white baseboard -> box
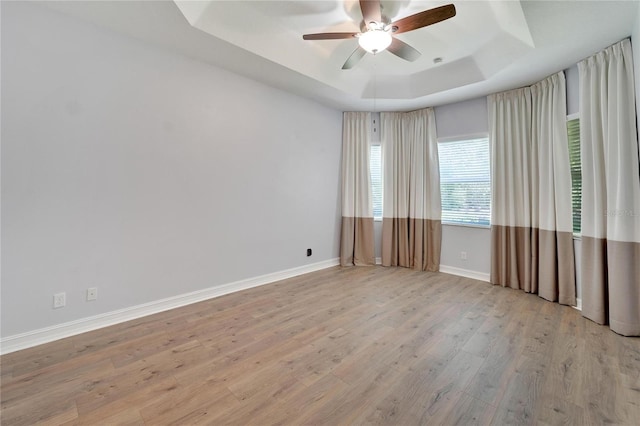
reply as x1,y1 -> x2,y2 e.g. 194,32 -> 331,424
574,298 -> 582,311
373,259 -> 489,283
0,258 -> 339,355
439,265 -> 490,282
439,266 -> 583,311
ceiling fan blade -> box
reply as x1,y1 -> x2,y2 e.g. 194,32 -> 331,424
342,47 -> 367,70
303,32 -> 358,40
387,38 -> 421,62
359,0 -> 381,25
391,4 -> 456,35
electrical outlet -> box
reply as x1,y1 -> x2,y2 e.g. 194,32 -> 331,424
87,287 -> 98,301
460,251 -> 468,260
53,292 -> 66,309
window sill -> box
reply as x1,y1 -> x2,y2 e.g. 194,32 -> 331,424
442,222 -> 491,230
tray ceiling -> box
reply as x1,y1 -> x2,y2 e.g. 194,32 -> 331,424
38,1 -> 640,111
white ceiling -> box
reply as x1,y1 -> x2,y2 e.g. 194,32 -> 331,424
40,1 -> 639,111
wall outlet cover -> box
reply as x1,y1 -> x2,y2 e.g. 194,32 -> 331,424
53,293 -> 66,309
87,287 -> 98,301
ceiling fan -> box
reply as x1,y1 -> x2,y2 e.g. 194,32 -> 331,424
303,1 -> 456,69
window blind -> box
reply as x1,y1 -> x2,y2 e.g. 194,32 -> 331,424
438,138 -> 491,226
567,118 -> 581,234
370,144 -> 382,219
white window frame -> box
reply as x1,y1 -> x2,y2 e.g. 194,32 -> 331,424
370,142 -> 383,221
437,134 -> 491,228
567,112 -> 581,239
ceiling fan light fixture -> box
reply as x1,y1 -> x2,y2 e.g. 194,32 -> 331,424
302,2 -> 456,69
358,29 -> 392,54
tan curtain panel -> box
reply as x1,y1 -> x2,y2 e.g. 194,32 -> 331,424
579,39 -> 640,336
340,112 -> 375,266
489,72 -> 576,306
381,108 -> 441,271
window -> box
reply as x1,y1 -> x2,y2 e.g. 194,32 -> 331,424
438,137 -> 491,226
370,144 -> 382,220
567,117 -> 581,234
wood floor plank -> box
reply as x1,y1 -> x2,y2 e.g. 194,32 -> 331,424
532,394 -> 585,426
1,354 -> 114,405
491,354 -> 548,425
202,375 -> 300,425
226,360 -> 299,402
139,379 -> 240,425
108,331 -> 193,368
358,355 -> 453,424
74,340 -> 212,415
618,373 -> 640,423
462,313 -> 507,358
580,351 -> 627,424
2,336 -> 79,377
297,365 -> 403,425
541,332 -> 585,404
278,373 -> 349,421
619,337 -> 640,379
1,391 -> 79,426
68,376 -> 177,425
440,392 -> 497,426
1,358 -> 113,425
464,335 -> 524,408
2,266 -> 640,425
557,303 -> 586,337
63,407 -> 145,426
429,349 -> 486,394
280,328 -> 361,387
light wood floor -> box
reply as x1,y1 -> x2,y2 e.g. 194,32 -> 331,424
2,266 -> 640,425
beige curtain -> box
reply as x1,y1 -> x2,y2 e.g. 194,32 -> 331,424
489,72 -> 576,306
340,112 -> 375,266
381,108 -> 441,271
579,39 -> 640,336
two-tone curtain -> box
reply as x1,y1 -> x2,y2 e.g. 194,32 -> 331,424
489,72 -> 576,305
579,39 -> 640,336
381,108 -> 441,271
340,112 -> 375,266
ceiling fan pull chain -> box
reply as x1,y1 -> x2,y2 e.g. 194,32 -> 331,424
373,54 -> 377,114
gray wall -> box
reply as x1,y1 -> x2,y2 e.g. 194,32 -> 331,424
375,70 -> 584,281
566,65 -> 580,116
634,5 -> 640,140
434,69 -> 583,282
435,97 -> 489,140
565,65 -> 581,300
4,2 -> 638,339
373,97 -> 492,274
373,97 -> 493,273
1,2 -> 343,337
435,97 -> 491,275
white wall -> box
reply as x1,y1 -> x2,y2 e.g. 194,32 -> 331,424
1,2 -> 343,338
